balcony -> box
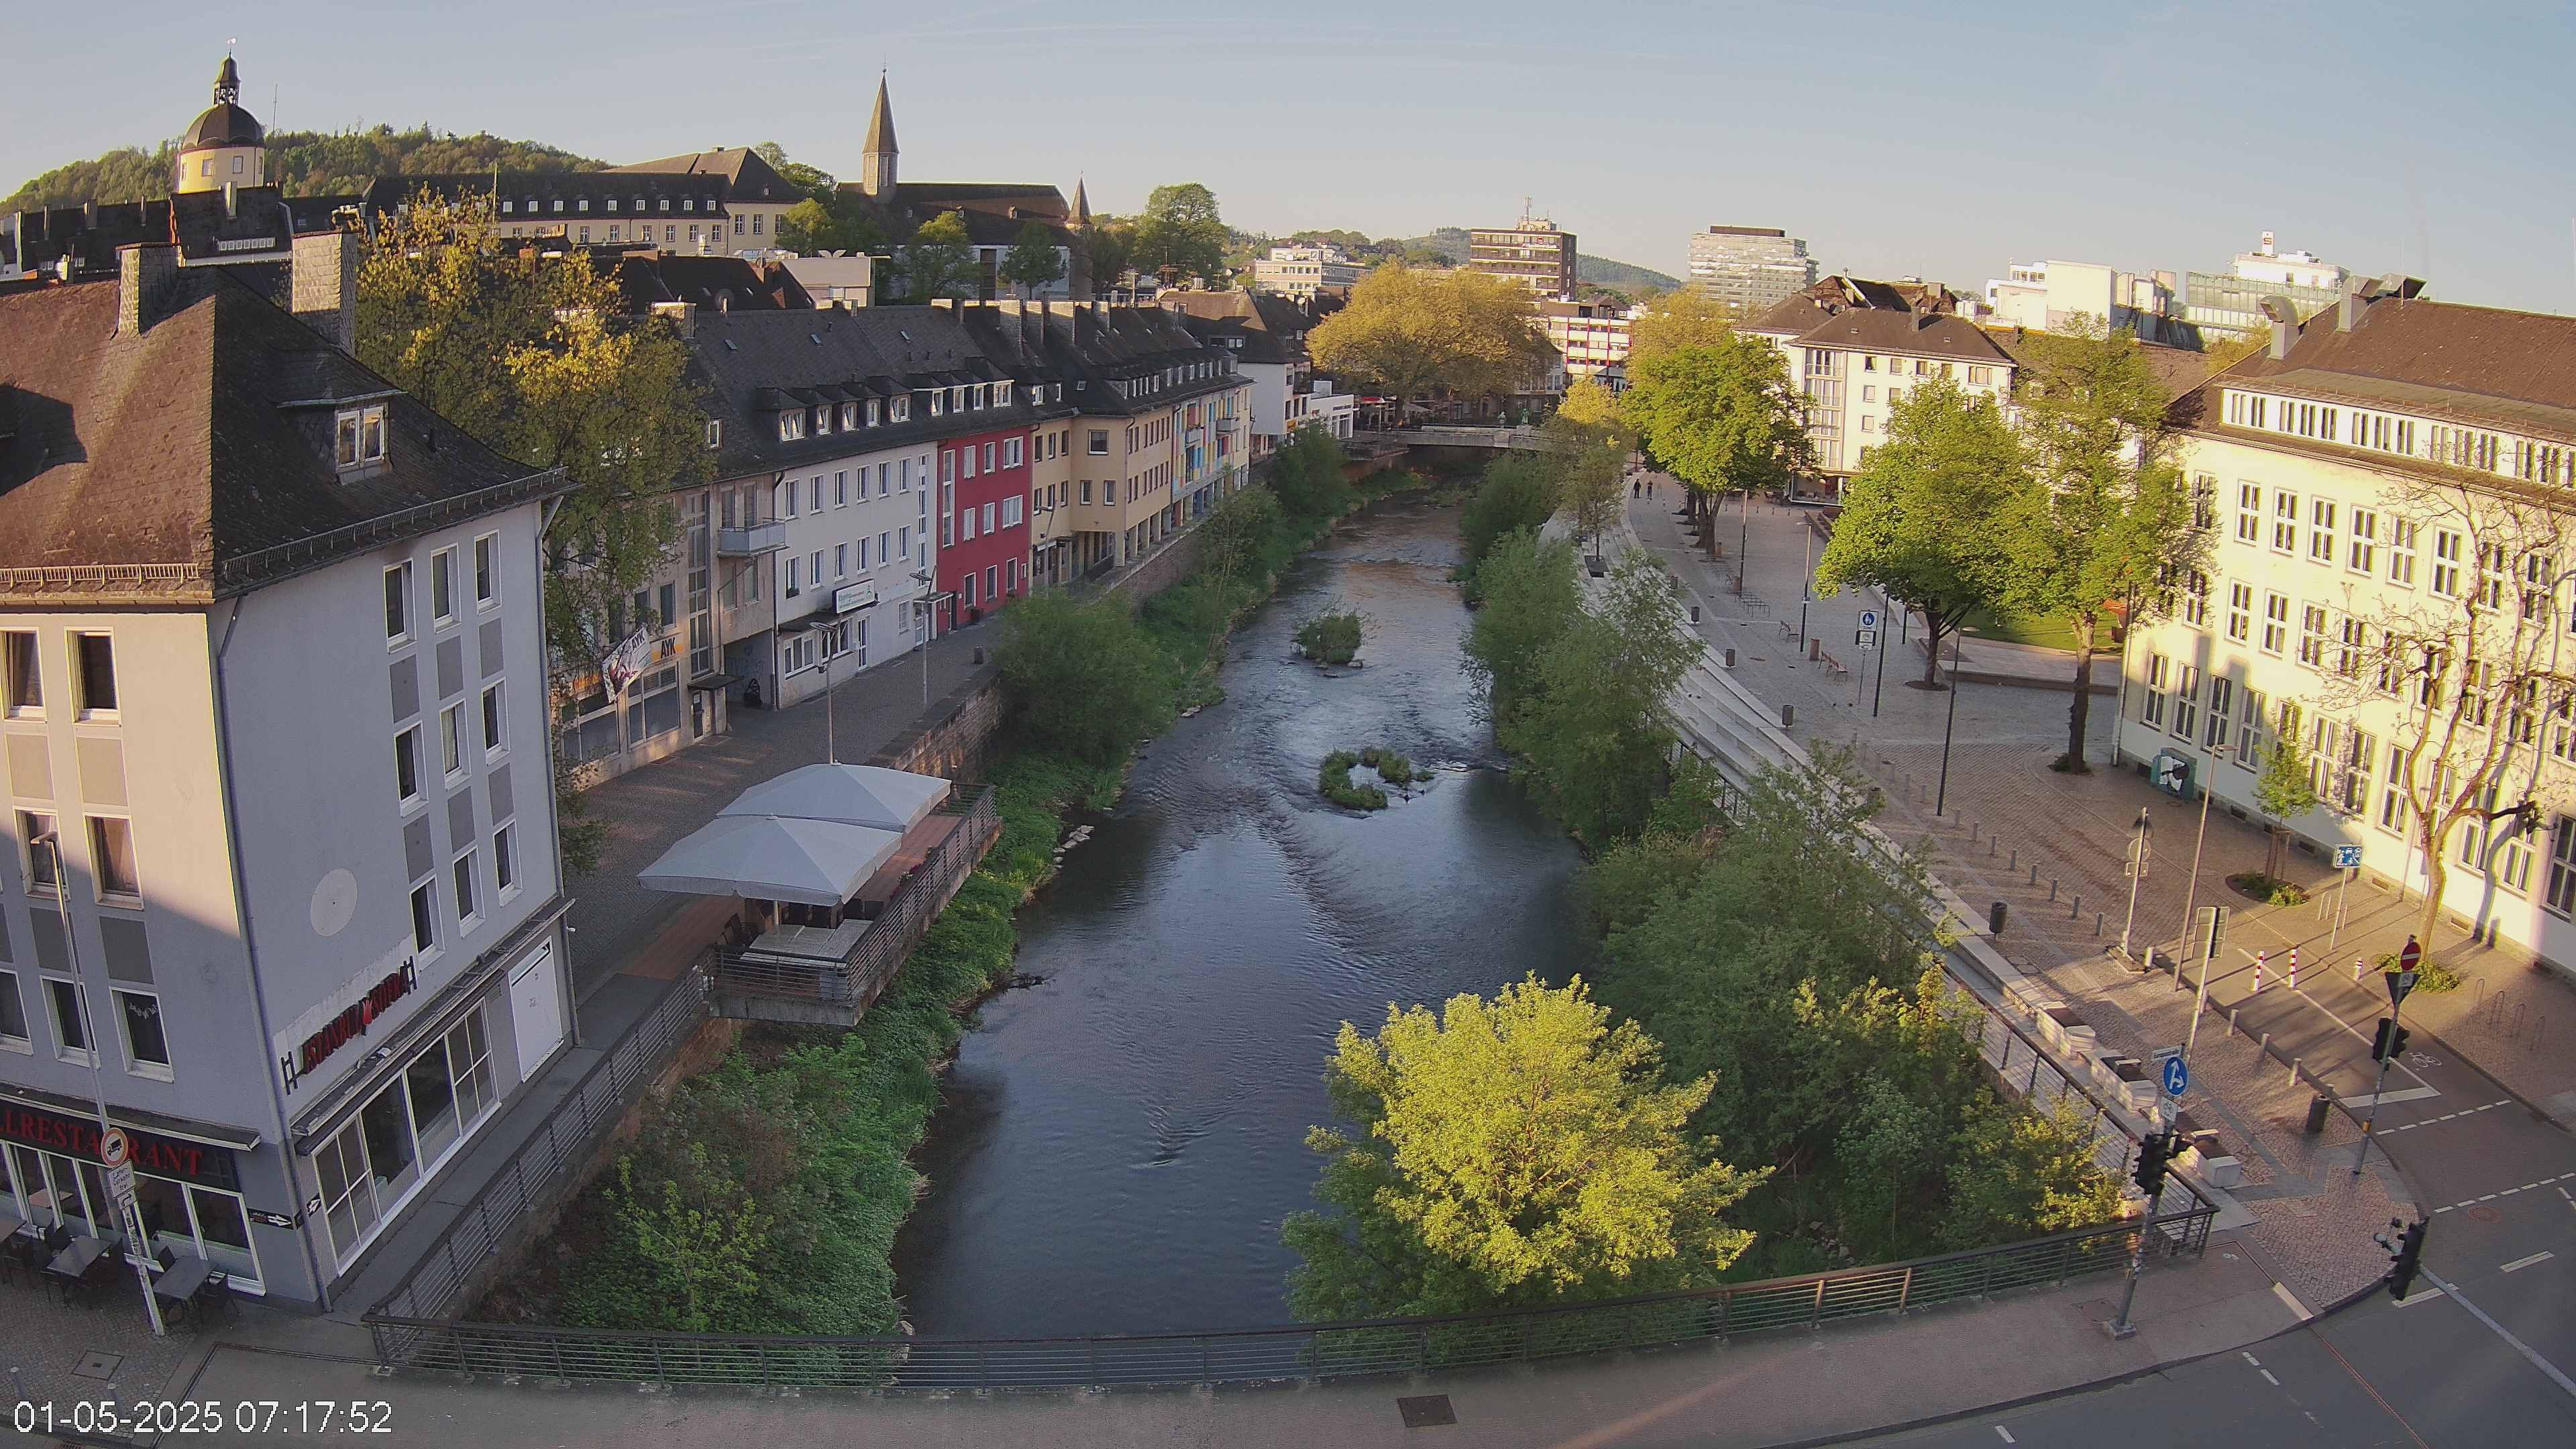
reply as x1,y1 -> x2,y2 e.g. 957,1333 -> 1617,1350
717,521 -> 789,555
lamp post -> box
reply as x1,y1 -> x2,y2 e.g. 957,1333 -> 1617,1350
1933,629 -> 1966,816
2175,745 -> 2228,992
33,833 -> 166,1337
2118,806 -> 2153,960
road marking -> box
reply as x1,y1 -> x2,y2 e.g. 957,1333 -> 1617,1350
2416,1267 -> 2576,1404
2391,1100 -> 2512,1132
2434,1171 -> 2576,1214
2502,1251 -> 2555,1273
2243,1352 -> 2262,1366
2273,1282 -> 2313,1319
2341,1086 -> 2443,1108
2260,1368 -> 2281,1386
1993,1429 -> 2016,1444
2394,1286 -> 2446,1306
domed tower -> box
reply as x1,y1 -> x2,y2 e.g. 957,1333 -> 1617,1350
176,56 -> 266,194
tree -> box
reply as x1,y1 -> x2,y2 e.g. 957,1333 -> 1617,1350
1132,182 -> 1228,282
995,588 -> 1175,766
1815,382 -> 2037,686
2251,702 -> 2321,881
775,196 -> 884,256
1934,1096 -> 2124,1252
1187,484 -> 1284,668
2002,317 -> 2198,771
1622,336 -> 1809,564
1267,425 -> 1352,519
1281,975 -> 1762,1320
998,221 -> 1067,299
1462,531 -> 1580,723
1542,385 -> 1629,553
2200,323 -> 2271,374
753,140 -> 836,199
1501,553 -> 1701,845
1308,264 -> 1550,419
1624,290 -> 1735,366
1083,221 -> 1138,297
1459,453 -> 1558,582
896,211 -> 979,302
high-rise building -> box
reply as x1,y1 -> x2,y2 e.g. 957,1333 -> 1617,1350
1686,225 -> 1817,319
1468,218 -> 1577,300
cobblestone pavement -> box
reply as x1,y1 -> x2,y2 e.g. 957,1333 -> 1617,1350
1625,486 -> 2576,1309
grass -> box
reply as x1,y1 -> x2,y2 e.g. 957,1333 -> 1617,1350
1957,606 -> 2116,653
1320,751 -> 1389,810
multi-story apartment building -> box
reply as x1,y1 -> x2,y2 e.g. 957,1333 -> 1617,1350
1686,225 -> 1817,320
1534,298 -> 1637,388
2118,279 -> 2576,975
1155,289 -> 1323,460
934,423 -> 1036,629
1468,218 -> 1577,301
1745,276 -> 2017,501
0,235 -> 574,1311
2183,232 -> 2356,343
1982,259 -> 2183,342
1250,244 -> 1360,302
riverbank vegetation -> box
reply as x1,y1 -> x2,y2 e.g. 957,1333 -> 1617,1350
1318,747 -> 1417,811
1295,608 -> 1367,665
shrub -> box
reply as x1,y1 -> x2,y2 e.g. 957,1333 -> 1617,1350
1460,454 -> 1558,579
1359,747 -> 1416,785
2225,870 -> 2308,906
1319,750 -> 1389,810
1296,608 -> 1366,665
997,589 -> 1175,766
2375,950 -> 2463,994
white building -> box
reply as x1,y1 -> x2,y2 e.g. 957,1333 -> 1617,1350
2118,279 -> 2576,977
1686,225 -> 1816,320
1303,380 -> 1358,441
1250,244 -> 1360,303
0,236 -> 574,1310
1534,298 -> 1638,386
2184,231 -> 2358,343
1983,259 -> 2182,341
1745,276 -> 2017,501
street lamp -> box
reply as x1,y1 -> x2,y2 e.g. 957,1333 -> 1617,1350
2174,744 -> 2229,994
32,832 -> 166,1337
911,570 -> 955,710
1933,628 -> 1967,816
2117,806 -> 2153,960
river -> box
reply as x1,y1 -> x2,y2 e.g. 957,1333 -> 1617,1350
888,496 -> 1585,1337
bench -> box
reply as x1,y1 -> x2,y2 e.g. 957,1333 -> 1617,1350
1777,619 -> 1796,641
1818,651 -> 1849,677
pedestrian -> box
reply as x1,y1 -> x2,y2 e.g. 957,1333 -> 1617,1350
2252,951 -> 2265,994
1632,478 -> 1641,498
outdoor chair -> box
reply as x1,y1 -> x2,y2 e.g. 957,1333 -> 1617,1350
192,1270 -> 233,1325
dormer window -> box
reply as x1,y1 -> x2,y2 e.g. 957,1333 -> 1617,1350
606,197 -> 619,213
578,197 -> 590,213
841,402 -> 859,429
335,405 -> 389,471
659,197 -> 672,213
812,406 -> 832,436
500,199 -> 515,215
779,410 -> 806,442
969,386 -> 985,411
892,396 -> 910,422
705,419 -> 722,449
634,196 -> 647,213
865,399 -> 881,426
683,197 -> 695,213
928,392 -> 945,417
552,199 -> 564,213
998,382 -> 1014,407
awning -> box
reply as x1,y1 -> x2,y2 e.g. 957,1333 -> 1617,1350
718,762 -> 950,833
639,814 -> 905,906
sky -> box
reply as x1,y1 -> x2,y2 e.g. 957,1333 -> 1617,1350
11,1 -> 2575,313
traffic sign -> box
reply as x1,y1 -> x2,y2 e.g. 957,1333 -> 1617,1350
2389,969 -> 2418,1008
2398,938 -> 2422,972
98,1127 -> 130,1170
105,1161 -> 135,1205
1858,609 -> 1880,630
2161,1055 -> 2189,1097
2333,844 -> 2364,869
1855,628 -> 1879,650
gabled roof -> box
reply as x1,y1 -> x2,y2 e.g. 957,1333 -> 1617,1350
1745,274 -> 2010,367
608,251 -> 812,313
605,147 -> 799,205
0,268 -> 560,604
2184,292 -> 2576,443
1153,288 -> 1312,366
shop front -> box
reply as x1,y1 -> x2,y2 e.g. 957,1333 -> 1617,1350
0,1097 -> 268,1293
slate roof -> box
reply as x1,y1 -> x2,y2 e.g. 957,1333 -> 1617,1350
606,252 -> 812,313
606,147 -> 800,205
1152,288 -> 1314,366
2197,294 -> 2576,440
0,268 -> 561,603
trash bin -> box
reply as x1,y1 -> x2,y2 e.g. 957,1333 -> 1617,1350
1989,900 -> 2008,936
2304,1093 -> 2332,1135
1779,704 -> 1795,729
1723,647 -> 1737,669
1690,604 -> 1702,625
973,646 -> 987,665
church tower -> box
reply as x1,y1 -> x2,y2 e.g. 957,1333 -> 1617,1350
858,74 -> 898,199
176,55 -> 267,195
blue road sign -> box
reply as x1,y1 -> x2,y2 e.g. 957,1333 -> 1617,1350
2333,844 -> 2364,869
2161,1055 -> 2189,1097
1858,609 -> 1880,630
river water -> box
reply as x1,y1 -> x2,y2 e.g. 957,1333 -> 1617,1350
889,497 -> 1585,1336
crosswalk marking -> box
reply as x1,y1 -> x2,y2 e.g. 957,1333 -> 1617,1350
2502,1252 -> 2555,1273
2432,1170 -> 2576,1214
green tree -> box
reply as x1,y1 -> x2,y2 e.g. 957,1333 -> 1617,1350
2252,701 -> 2321,880
1308,264 -> 1550,419
896,211 -> 980,301
1502,553 -> 1701,845
1458,453 -> 1558,581
995,588 -> 1175,766
752,140 -> 835,199
1543,381 -> 1631,554
1084,220 -> 1137,296
1462,530 -> 1580,722
1132,182 -> 1229,282
1935,1096 -> 2125,1252
1282,975 -> 1762,1320
2001,317 -> 2198,771
1815,381 -> 2037,686
605,1152 -> 773,1332
1266,425 -> 1352,519
775,196 -> 885,256
1622,336 -> 1809,560
999,221 -> 1067,298
1624,290 -> 1735,366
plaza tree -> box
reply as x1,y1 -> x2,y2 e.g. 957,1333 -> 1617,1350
1624,289 -> 1736,366
1281,975 -> 1763,1320
1544,380 -> 1631,553
1815,381 -> 2037,686
999,221 -> 1067,299
1308,264 -> 1550,420
1621,334 -> 1809,562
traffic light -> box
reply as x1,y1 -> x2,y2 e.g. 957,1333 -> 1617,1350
2132,1130 -> 2178,1198
2379,1218 -> 2428,1300
2371,1018 -> 2412,1062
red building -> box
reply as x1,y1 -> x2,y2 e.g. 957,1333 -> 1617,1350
934,424 -> 1032,629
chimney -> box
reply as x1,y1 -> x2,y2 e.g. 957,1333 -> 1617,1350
2338,277 -> 2367,332
291,229 -> 362,354
116,243 -> 181,335
223,182 -> 238,219
2257,296 -> 2300,360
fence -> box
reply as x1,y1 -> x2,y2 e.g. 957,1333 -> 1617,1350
703,786 -> 1000,1008
368,965 -> 712,1324
365,1201 -> 2210,1389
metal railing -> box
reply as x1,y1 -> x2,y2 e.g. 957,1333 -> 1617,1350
704,786 -> 1001,1009
365,1203 -> 2212,1389
366,965 -> 711,1323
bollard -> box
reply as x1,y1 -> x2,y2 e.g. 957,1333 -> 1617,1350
2304,1093 -> 2332,1134
1723,647 -> 1737,669
2228,1008 -> 2239,1037
1807,637 -> 1822,661
2093,911 -> 2103,936
1780,704 -> 1794,729
2251,952 -> 2265,994
2259,1031 -> 2271,1056
2289,1056 -> 2302,1087
2354,955 -> 2365,985
2072,892 -> 2082,917
1690,604 -> 1702,625
973,645 -> 987,665
2288,947 -> 2298,989
2008,848 -> 2019,871
2049,877 -> 2059,902
2030,863 -> 2040,885
1989,900 -> 2008,936
1989,836 -> 1998,857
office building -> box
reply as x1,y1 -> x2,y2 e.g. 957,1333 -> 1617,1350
1686,225 -> 1817,320
1468,218 -> 1577,300
2184,232 -> 2356,342
1743,277 -> 2015,501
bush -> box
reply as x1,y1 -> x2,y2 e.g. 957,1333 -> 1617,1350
997,588 -> 1175,766
2375,950 -> 2463,994
1296,608 -> 1366,665
1359,747 -> 1416,785
2226,870 -> 2308,906
1320,750 -> 1389,810
1459,454 -> 1558,582
1270,427 -> 1352,519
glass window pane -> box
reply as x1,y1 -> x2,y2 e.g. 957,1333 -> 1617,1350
118,989 -> 168,1066
89,817 -> 138,896
359,1081 -> 420,1204
408,1041 -> 461,1164
75,634 -> 115,712
0,968 -> 25,1041
50,979 -> 87,1052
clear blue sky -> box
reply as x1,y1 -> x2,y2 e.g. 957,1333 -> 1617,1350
13,1 -> 2573,313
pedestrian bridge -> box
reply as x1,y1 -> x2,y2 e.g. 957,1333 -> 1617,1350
1353,425 -> 1546,451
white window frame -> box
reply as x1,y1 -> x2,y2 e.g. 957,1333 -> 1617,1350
474,534 -> 499,609
386,562 -> 414,647
113,986 -> 171,1080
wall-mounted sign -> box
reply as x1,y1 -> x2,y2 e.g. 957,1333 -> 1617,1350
602,626 -> 656,696
834,584 -> 879,614
248,1208 -> 301,1230
2150,750 -> 2196,799
0,1104 -> 241,1191
278,961 -> 417,1092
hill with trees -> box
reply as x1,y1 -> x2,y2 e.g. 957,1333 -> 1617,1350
4,126 -> 602,213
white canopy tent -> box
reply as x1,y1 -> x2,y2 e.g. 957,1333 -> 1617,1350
717,763 -> 951,833
638,814 -> 906,907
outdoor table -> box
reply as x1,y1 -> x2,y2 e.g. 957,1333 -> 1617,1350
0,1211 -> 23,1244
44,1235 -> 105,1303
743,918 -> 869,963
152,1254 -> 213,1311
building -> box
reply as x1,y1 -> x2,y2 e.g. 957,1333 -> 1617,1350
932,419 -> 1036,630
1468,218 -> 1577,301
0,233 -> 574,1311
1982,259 -> 2184,342
1686,225 -> 1817,320
1155,288 -> 1325,460
835,78 -> 1089,302
1744,277 -> 2017,501
1535,298 -> 1637,388
2117,278 -> 2576,975
1250,244 -> 1360,303
2183,232 -> 2355,343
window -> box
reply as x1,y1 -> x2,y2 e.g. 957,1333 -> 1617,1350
2143,655 -> 2169,727
72,633 -> 115,716
2271,490 -> 2299,553
2173,665 -> 2200,739
962,449 -> 977,480
481,682 -> 505,757
334,405 -> 388,470
1081,480 -> 1094,505
2431,529 -> 2463,597
115,989 -> 168,1077
836,543 -> 849,578
808,550 -> 824,588
395,725 -> 423,804
835,471 -> 849,506
2260,592 -> 2289,655
2298,604 -> 2330,667
2337,616 -> 2368,679
410,879 -> 437,955
494,823 -> 518,898
87,816 -> 138,899
2306,717 -> 2373,816
430,549 -> 455,624
474,535 -> 498,607
0,968 -> 25,1049
386,563 -> 413,643
1089,429 -> 1109,455
2548,816 -> 2576,916
18,810 -> 57,894
706,419 -> 723,449
779,411 -> 805,443
2388,519 -> 2417,586
439,703 -> 464,777
2236,484 -> 2261,545
2347,509 -> 2377,574
785,556 -> 802,598
3,631 -> 39,715
2308,498 -> 2337,563
453,849 -> 479,928
2181,570 -> 2209,628
48,978 -> 90,1064
2190,474 -> 2216,532
2236,690 -> 2271,763
982,502 -> 996,533
2206,676 -> 2235,750
2378,745 -> 2411,835
2226,582 -> 2253,643
983,443 -> 996,471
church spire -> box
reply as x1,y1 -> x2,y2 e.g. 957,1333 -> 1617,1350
1068,175 -> 1089,229
859,73 -> 899,198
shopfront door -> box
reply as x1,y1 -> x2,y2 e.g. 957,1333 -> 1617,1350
507,943 -> 564,1083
